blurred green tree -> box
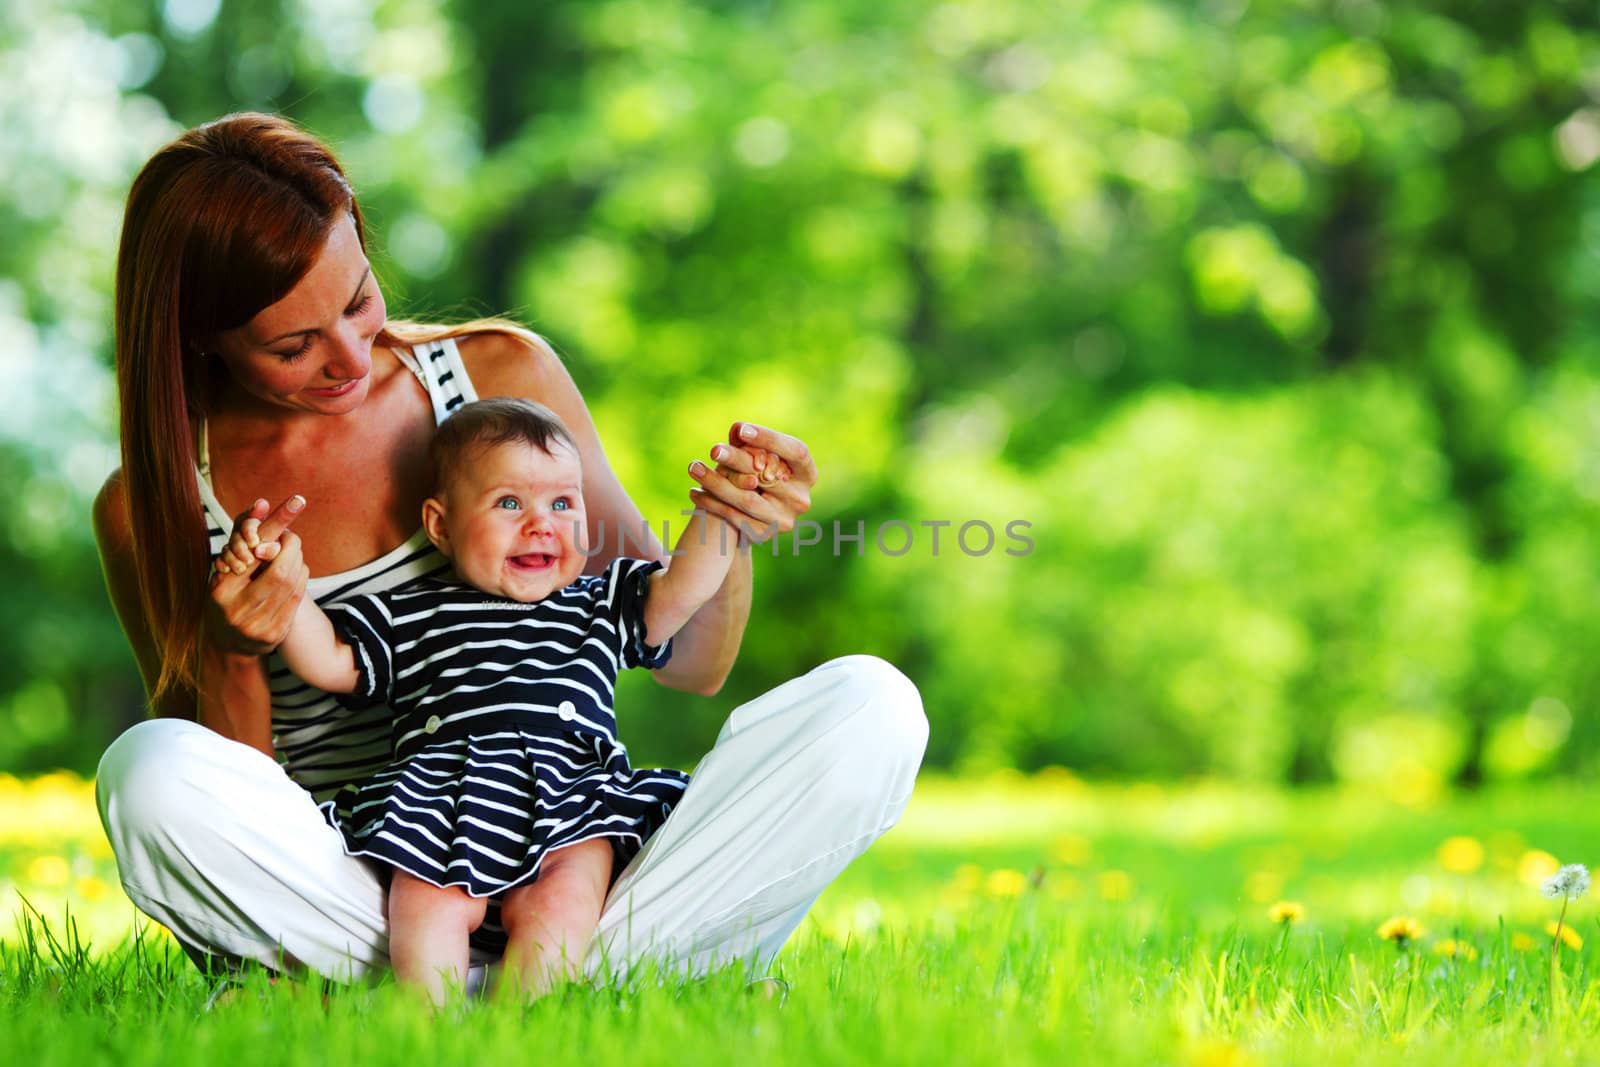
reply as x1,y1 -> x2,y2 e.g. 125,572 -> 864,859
3,0 -> 1599,785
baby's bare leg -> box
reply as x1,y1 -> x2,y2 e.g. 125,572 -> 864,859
498,838 -> 613,1001
388,870 -> 487,1005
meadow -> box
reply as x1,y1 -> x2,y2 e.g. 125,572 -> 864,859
1,770 -> 1595,1065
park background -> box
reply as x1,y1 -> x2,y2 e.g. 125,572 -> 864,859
5,0 -> 1600,795
4,4 -> 1600,1060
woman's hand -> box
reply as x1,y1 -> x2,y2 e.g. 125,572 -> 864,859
205,495 -> 309,655
688,422 -> 816,544
704,443 -> 792,493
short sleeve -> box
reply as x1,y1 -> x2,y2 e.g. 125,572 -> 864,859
600,558 -> 672,670
321,592 -> 396,709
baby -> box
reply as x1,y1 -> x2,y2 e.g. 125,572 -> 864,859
217,397 -> 783,1002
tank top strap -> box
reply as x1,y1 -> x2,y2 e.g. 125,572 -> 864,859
404,336 -> 479,425
194,420 -> 232,548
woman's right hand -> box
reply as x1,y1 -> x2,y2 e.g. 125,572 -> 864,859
205,495 -> 308,655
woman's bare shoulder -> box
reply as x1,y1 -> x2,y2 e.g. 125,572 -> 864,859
456,329 -> 567,399
92,468 -> 132,554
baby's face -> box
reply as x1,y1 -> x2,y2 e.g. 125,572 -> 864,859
428,438 -> 589,602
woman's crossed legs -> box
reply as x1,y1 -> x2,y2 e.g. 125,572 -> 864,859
96,655 -> 927,990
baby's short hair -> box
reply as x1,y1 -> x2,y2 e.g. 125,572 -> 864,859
430,397 -> 579,493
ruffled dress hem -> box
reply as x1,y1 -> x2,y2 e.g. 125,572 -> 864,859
316,812 -> 655,898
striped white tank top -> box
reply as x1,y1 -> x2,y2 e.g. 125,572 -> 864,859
196,339 -> 478,800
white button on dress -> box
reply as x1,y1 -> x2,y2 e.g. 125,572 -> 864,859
557,701 -> 577,721
424,715 -> 441,735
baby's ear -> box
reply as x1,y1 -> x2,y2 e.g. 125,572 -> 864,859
421,497 -> 452,557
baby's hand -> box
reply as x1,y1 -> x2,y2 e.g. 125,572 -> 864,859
708,443 -> 793,491
213,501 -> 283,578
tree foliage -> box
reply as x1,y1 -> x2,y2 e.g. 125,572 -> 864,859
3,1 -> 1599,788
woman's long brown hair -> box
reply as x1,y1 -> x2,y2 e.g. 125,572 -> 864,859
115,113 -> 538,707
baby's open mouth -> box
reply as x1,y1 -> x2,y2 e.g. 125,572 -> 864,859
508,553 -> 556,570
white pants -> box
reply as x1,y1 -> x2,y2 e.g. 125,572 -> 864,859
95,656 -> 926,987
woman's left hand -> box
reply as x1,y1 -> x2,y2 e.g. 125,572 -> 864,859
688,422 -> 816,544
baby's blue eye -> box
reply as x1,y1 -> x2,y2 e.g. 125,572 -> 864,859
552,499 -> 569,512
496,496 -> 521,510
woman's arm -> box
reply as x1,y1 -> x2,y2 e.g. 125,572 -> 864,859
461,332 -> 752,696
193,645 -> 276,756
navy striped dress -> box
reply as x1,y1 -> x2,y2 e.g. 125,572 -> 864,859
317,558 -> 690,896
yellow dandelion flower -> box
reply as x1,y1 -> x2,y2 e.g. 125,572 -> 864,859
1436,836 -> 1484,874
1432,939 -> 1478,961
25,854 -> 71,887
1245,870 -> 1283,903
1518,849 -> 1561,887
1510,932 -> 1537,952
1267,900 -> 1305,925
1546,920 -> 1584,950
1050,833 -> 1091,866
1098,869 -> 1133,902
952,863 -> 983,893
75,876 -> 111,901
1184,1037 -> 1258,1067
985,868 -> 1028,898
1377,915 -> 1424,944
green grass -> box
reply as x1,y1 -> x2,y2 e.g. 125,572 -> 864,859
2,774 -> 1597,1065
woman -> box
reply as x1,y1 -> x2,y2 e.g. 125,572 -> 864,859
92,112 -> 926,987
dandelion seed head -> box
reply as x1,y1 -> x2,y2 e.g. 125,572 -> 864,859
1541,862 -> 1591,900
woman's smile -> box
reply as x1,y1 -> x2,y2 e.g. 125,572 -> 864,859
305,377 -> 363,398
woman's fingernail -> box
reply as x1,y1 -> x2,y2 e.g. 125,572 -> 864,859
689,461 -> 706,477
740,424 -> 757,440
287,495 -> 306,512
711,446 -> 727,462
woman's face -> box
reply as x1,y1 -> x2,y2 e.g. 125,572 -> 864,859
210,212 -> 387,415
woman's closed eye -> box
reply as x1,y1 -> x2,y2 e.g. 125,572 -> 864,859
270,295 -> 374,361
273,335 -> 314,361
